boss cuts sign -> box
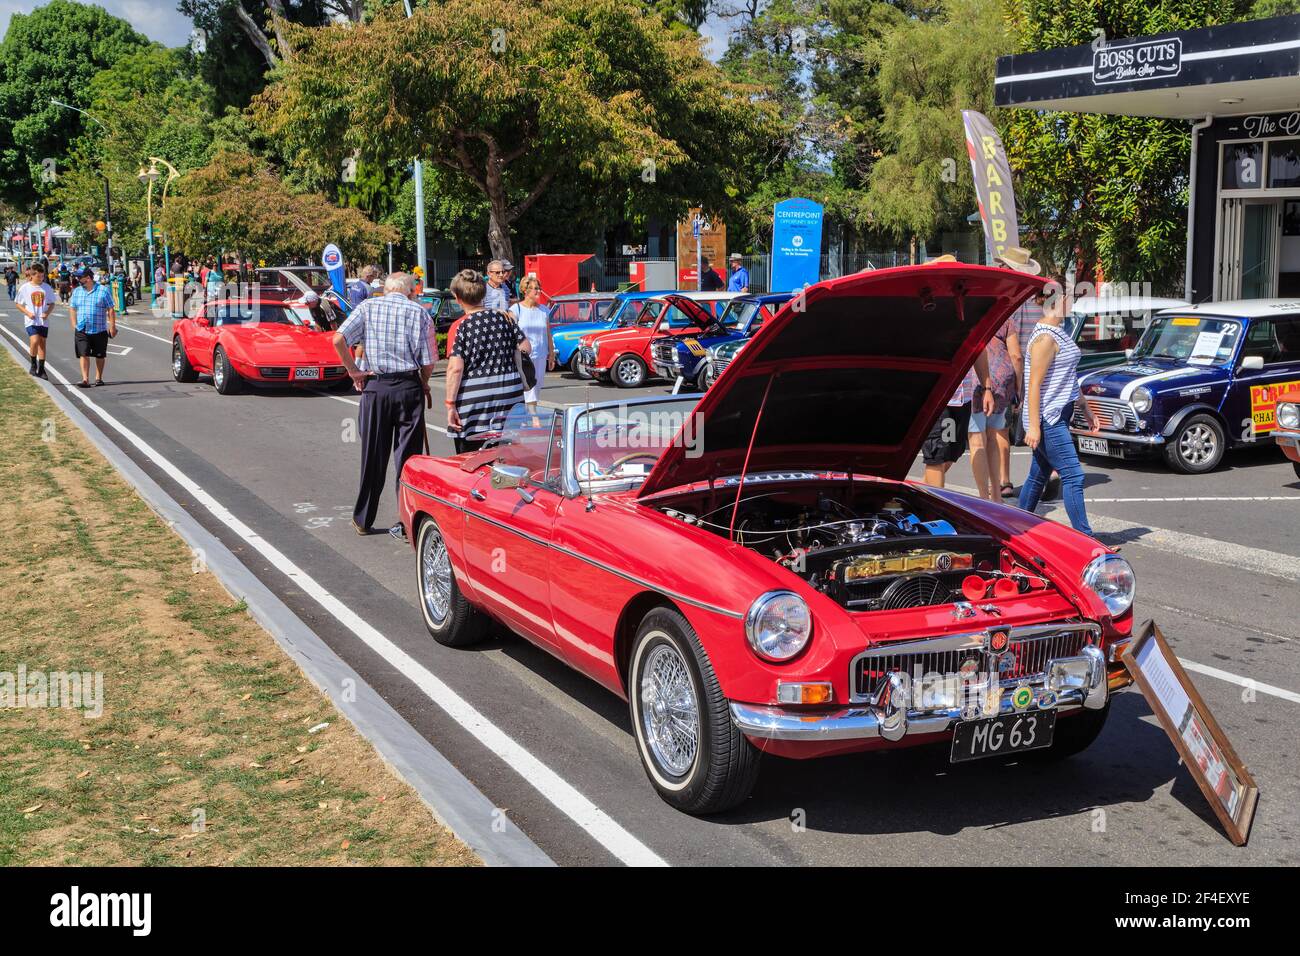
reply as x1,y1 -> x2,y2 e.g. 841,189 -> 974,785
1093,38 -> 1181,85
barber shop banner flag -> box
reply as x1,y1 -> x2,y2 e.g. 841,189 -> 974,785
961,110 -> 1019,262
321,243 -> 346,298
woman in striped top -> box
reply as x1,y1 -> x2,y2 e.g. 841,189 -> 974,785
444,269 -> 531,453
1017,286 -> 1102,535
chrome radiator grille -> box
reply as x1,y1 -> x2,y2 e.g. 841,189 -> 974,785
851,624 -> 1097,701
578,345 -> 595,365
652,341 -> 678,366
1074,397 -> 1136,431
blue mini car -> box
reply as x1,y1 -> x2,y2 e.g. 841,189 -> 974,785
649,293 -> 793,390
552,290 -> 669,376
1071,299 -> 1300,473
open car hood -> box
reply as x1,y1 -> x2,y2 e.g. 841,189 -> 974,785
637,264 -> 1044,497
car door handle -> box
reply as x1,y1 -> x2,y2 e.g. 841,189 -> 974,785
470,489 -> 486,501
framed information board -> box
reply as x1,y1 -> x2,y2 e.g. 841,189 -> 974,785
1122,621 -> 1259,846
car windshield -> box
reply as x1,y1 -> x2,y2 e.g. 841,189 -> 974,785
208,303 -> 304,327
485,405 -> 563,490
572,399 -> 699,493
1131,315 -> 1242,366
719,301 -> 758,330
607,298 -> 645,327
1067,310 -> 1147,353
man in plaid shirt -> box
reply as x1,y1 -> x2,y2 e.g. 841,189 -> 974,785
68,269 -> 117,388
332,272 -> 434,538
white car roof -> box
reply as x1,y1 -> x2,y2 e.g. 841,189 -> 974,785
676,292 -> 744,302
1156,299 -> 1300,319
1071,295 -> 1190,313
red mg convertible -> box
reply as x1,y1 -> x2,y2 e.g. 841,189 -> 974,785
397,264 -> 1138,814
171,298 -> 349,395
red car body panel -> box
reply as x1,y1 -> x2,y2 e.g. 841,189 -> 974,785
397,264 -> 1134,761
578,294 -> 717,376
172,298 -> 347,385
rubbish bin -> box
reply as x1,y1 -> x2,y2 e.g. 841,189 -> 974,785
111,276 -> 127,313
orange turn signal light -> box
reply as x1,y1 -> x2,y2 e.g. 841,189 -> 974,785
776,682 -> 833,705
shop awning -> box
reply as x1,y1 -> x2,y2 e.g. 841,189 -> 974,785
995,14 -> 1300,119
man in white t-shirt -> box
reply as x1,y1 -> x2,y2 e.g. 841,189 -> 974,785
16,263 -> 56,379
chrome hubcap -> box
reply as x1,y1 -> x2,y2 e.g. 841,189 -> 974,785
172,345 -> 182,377
213,355 -> 224,387
639,642 -> 698,777
420,525 -> 452,625
1179,424 -> 1217,465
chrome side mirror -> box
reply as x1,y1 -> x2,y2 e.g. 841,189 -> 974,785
1240,355 -> 1264,372
490,463 -> 534,503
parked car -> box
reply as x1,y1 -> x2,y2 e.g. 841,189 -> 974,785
576,293 -> 738,388
172,298 -> 350,395
1066,295 -> 1191,371
552,290 -> 669,376
1271,386 -> 1300,480
397,263 -> 1135,814
416,289 -> 464,334
1072,300 -> 1300,473
652,292 -> 793,390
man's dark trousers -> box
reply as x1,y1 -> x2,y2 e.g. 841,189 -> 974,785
354,372 -> 425,529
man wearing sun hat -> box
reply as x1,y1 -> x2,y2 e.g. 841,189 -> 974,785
727,252 -> 750,293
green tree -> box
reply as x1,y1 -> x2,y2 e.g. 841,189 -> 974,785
863,0 -> 1007,256
46,47 -> 217,254
0,0 -> 150,208
161,150 -> 396,262
1004,0 -> 1244,287
253,0 -> 777,262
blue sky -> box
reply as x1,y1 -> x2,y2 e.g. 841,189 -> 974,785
1,0 -> 194,46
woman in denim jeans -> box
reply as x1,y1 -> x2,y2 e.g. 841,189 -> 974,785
1018,287 -> 1101,535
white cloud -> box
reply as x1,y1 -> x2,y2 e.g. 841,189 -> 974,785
0,0 -> 194,47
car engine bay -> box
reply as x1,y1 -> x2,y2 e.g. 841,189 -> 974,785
661,485 -> 1054,612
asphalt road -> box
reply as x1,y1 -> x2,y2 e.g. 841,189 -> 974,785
4,297 -> 1298,867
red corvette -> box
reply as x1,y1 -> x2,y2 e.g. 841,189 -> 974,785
171,298 -> 349,395
575,294 -> 726,388
398,264 -> 1138,814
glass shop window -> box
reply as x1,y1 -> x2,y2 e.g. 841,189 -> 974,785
1268,140 -> 1300,189
1222,142 -> 1264,190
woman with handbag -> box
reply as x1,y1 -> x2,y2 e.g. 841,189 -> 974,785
508,275 -> 555,408
970,314 -> 1023,501
444,269 -> 531,453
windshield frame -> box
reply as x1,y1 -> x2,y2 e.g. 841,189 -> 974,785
561,395 -> 700,497
1131,314 -> 1244,367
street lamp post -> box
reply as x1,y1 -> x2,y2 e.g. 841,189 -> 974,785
137,164 -> 159,306
138,157 -> 179,312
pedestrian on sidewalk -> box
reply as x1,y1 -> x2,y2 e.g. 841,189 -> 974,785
727,253 -> 750,293
1017,282 -> 1101,535
4,264 -> 17,300
68,268 -> 117,388
444,268 -> 529,454
995,245 -> 1046,498
330,272 -> 434,539
483,260 -> 511,312
508,275 -> 554,407
969,314 -> 1023,501
16,263 -> 56,379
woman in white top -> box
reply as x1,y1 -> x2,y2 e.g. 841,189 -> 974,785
1017,286 -> 1101,535
508,276 -> 555,406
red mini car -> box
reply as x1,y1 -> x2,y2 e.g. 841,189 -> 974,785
398,264 -> 1138,814
575,293 -> 731,388
171,298 -> 349,395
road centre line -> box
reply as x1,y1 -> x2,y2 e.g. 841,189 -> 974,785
0,322 -> 668,867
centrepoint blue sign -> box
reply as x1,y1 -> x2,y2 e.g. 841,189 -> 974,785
770,198 -> 823,293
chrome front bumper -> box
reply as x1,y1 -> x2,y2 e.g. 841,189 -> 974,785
730,646 -> 1107,743
1069,428 -> 1165,445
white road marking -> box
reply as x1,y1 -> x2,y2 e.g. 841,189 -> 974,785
1151,602 -> 1296,645
0,323 -> 667,867
115,321 -> 173,344
1177,659 -> 1300,705
312,389 -> 453,437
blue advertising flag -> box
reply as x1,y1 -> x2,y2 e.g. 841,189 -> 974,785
770,198 -> 823,293
321,243 -> 346,298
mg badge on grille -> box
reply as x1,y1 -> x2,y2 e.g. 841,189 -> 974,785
989,630 -> 1009,652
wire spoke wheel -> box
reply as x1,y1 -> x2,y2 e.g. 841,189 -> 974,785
420,524 -> 452,625
639,642 -> 700,777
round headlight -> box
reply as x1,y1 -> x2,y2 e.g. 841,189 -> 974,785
745,590 -> 812,662
1278,402 -> 1300,431
1131,386 -> 1153,415
1082,554 -> 1136,617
